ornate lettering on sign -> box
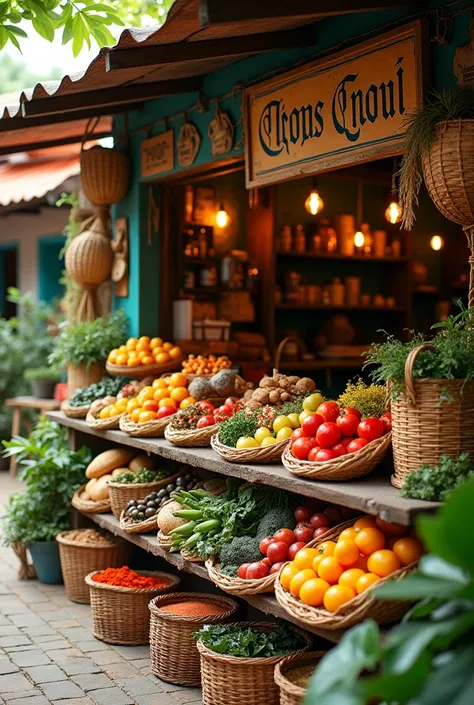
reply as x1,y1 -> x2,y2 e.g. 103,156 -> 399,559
208,103 -> 234,157
454,14 -> 474,88
177,120 -> 201,168
141,130 -> 174,178
245,22 -> 424,187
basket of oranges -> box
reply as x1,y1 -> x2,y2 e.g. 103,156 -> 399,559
85,396 -> 128,430
182,354 -> 233,380
107,337 -> 183,378
275,515 -> 422,631
119,373 -> 196,438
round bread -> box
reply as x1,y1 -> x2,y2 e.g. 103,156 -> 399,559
128,454 -> 156,472
85,449 -> 136,479
89,474 -> 112,501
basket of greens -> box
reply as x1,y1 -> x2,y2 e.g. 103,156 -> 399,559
62,377 -> 131,418
108,467 -> 181,519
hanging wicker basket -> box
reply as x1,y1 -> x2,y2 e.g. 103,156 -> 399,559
81,146 -> 129,206
391,344 -> 474,488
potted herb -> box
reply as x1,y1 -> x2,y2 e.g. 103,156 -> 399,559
1,420 -> 90,583
49,309 -> 127,395
24,367 -> 61,399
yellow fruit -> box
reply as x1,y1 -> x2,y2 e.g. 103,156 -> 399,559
169,346 -> 182,360
338,568 -> 365,591
163,342 -> 173,352
367,550 -> 401,577
261,436 -> 278,447
273,416 -> 292,434
126,399 -> 140,414
180,396 -> 196,409
158,398 -> 176,409
318,541 -> 336,556
154,388 -> 170,402
170,387 -> 188,403
141,356 -> 154,366
127,356 -> 140,367
139,336 -> 151,346
334,539 -> 360,567
323,585 -> 355,612
355,528 -> 386,555
318,557 -> 345,584
153,378 -> 168,389
156,352 -> 170,364
338,527 -> 357,541
150,337 -> 163,350
353,517 -> 378,532
126,338 -> 138,348
169,372 -> 187,388
115,354 -> 128,366
356,573 -> 380,594
289,569 -> 317,598
299,578 -> 330,606
254,427 -> 272,444
287,413 -> 300,429
294,548 -> 320,571
276,426 -> 293,441
108,349 -> 119,363
99,408 -> 110,419
236,437 -> 259,449
131,408 -> 142,423
280,563 -> 300,591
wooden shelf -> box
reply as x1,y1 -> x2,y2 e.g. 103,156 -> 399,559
48,413 -> 440,526
184,257 -> 219,265
277,304 -> 405,312
278,359 -> 364,370
277,252 -> 408,263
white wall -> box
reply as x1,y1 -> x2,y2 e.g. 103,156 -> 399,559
0,207 -> 68,297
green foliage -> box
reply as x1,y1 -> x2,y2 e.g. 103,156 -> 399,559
255,505 -> 297,539
366,305 -> 474,399
401,453 -> 474,502
219,535 -> 262,576
337,379 -> 386,418
0,53 -> 61,92
1,419 -> 90,545
112,467 -> 170,484
49,309 -> 128,368
24,366 -> 61,381
400,88 -> 474,230
195,622 -> 305,658
304,479 -> 474,705
67,376 -> 130,407
218,410 -> 259,448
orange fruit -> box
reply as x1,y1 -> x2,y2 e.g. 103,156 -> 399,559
323,585 -> 355,613
126,337 -> 138,348
334,539 -> 360,567
338,568 -> 365,591
162,342 -> 173,352
131,408 -> 142,423
317,556 -> 344,584
169,346 -> 182,360
126,399 -> 140,414
153,378 -> 167,389
139,336 -> 151,346
137,350 -> 149,361
115,354 -> 128,366
376,518 -> 406,536
280,563 -> 300,591
299,578 -> 330,606
138,386 -> 155,402
180,396 -> 196,409
356,573 -> 380,594
141,355 -> 154,366
108,349 -> 119,363
99,408 -> 110,419
353,517 -> 378,532
338,527 -> 357,541
153,388 -> 170,402
169,372 -> 187,389
293,548 -> 320,571
170,387 -> 188,403
136,341 -> 150,353
159,397 -> 177,409
118,345 -> 128,354
318,541 -> 336,556
354,553 -> 369,572
150,337 -> 163,350
143,400 -> 159,412
138,410 -> 158,423
392,538 -> 422,566
367,550 -> 401,577
107,405 -> 119,417
355,528 -> 386,555
311,554 -> 324,573
127,356 -> 140,367
153,347 -> 164,357
289,569 -> 317,598
156,352 -> 170,364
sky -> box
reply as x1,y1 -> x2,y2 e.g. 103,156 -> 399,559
6,32 -> 97,79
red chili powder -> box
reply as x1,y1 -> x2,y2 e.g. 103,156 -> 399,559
92,566 -> 170,589
160,600 -> 225,617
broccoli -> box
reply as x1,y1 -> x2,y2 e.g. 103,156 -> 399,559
256,507 -> 296,540
220,536 -> 262,569
220,565 -> 239,577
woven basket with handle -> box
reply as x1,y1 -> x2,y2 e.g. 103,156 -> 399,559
211,433 -> 288,464
197,622 -> 311,705
164,422 -> 218,447
81,145 -> 129,206
149,592 -> 239,687
108,471 -> 182,519
391,344 -> 474,489
274,652 -> 327,705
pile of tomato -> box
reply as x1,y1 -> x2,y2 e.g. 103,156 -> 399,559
280,516 -> 423,612
289,400 -> 392,462
172,397 -> 241,430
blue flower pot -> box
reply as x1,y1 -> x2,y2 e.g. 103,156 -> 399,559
29,541 -> 63,584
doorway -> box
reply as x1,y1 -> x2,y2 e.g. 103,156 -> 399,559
0,243 -> 19,318
38,235 -> 65,304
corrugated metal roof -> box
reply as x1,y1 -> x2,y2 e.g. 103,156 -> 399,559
0,151 -> 80,206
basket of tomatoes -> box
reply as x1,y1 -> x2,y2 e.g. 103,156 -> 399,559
106,336 -> 183,378
164,399 -> 240,448
85,396 -> 128,430
275,515 -> 422,631
282,397 -> 392,481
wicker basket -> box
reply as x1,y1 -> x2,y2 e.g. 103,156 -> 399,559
391,344 -> 474,488
109,472 -> 181,519
86,570 -> 179,645
211,433 -> 288,464
72,485 -> 111,514
56,531 -> 132,604
119,412 -> 176,438
274,652 -> 327,705
81,146 -> 129,206
67,363 -> 105,397
197,622 -> 311,705
157,530 -> 174,551
206,555 -> 276,595
164,422 -> 218,447
281,433 -> 391,481
119,510 -> 158,534
149,592 -> 239,687
180,547 -> 203,562
86,399 -> 124,430
106,356 -> 183,379
61,401 -> 90,419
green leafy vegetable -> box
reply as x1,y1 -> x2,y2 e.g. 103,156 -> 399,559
195,622 -> 305,658
218,410 -> 259,448
68,376 -> 131,407
401,454 -> 474,502
111,468 -> 170,485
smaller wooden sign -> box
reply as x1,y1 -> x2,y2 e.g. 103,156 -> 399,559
208,103 -> 234,157
177,120 -> 201,168
141,129 -> 174,178
454,12 -> 474,87
112,218 -> 129,297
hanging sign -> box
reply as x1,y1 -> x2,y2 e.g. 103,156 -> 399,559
245,22 -> 425,187
209,103 -> 234,157
454,12 -> 474,87
141,129 -> 174,178
177,119 -> 201,168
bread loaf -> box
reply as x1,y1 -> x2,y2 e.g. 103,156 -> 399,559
85,478 -> 97,494
89,474 -> 112,501
129,454 -> 156,472
111,467 -> 130,478
85,449 -> 136,479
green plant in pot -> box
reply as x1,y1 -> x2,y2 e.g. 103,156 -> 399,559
49,309 -> 128,396
1,420 -> 90,583
24,367 -> 61,400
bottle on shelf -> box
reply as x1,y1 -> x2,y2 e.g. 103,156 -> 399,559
373,229 -> 387,258
294,224 -> 306,253
329,278 -> 345,306
334,214 -> 355,256
278,225 -> 292,252
361,223 -> 373,255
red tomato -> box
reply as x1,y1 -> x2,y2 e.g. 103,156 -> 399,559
296,521 -> 312,529
237,563 -> 250,579
340,506 -> 354,520
313,526 -> 330,540
225,397 -> 239,406
259,536 -> 273,556
198,401 -> 215,413
143,399 -> 159,412
261,557 -> 272,568
294,505 -> 312,523
274,528 -> 296,546
317,401 -> 340,423
342,437 -> 354,447
267,541 -> 289,564
307,447 -> 320,462
294,526 -> 313,543
341,406 -> 362,420
217,405 -> 233,417
336,413 -> 359,437
314,448 -> 339,462
310,513 -> 332,530
347,437 -> 369,453
301,413 -> 325,438
316,422 -> 341,449
270,561 -> 286,574
246,562 -> 269,579
380,413 -> 392,433
332,441 -> 348,457
291,437 -> 315,461
157,405 -> 175,418
290,428 -> 305,445
358,417 -> 384,441
196,415 -> 215,429
324,506 -> 343,524
288,541 -> 307,560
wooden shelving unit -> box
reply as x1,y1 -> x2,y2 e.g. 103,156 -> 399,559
277,252 -> 409,264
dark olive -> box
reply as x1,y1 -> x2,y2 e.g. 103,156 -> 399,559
184,474 -> 193,482
157,489 -> 168,499
145,507 -> 156,518
159,497 -> 168,507
137,512 -> 145,521
149,492 -> 158,500
127,499 -> 137,507
176,476 -> 186,486
137,504 -> 147,513
166,484 -> 176,492
129,509 -> 139,519
146,501 -> 156,508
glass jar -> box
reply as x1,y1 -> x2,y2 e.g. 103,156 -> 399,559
294,224 -> 306,253
278,226 -> 292,252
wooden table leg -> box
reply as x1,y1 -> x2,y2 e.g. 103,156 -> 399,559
9,406 -> 21,477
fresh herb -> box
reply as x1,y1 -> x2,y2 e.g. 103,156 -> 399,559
111,468 -> 170,485
400,453 -> 474,502
218,410 -> 258,447
169,404 -> 213,431
24,367 -> 61,381
195,622 -> 305,658
49,310 -> 128,369
68,377 -> 131,407
279,397 -> 305,417
337,379 -> 386,418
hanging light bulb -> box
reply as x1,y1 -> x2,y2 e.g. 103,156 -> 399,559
385,200 -> 403,224
305,180 -> 324,216
430,234 -> 444,251
215,202 -> 229,228
354,230 -> 365,249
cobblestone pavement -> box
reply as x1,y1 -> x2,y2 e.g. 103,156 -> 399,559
0,474 -> 203,705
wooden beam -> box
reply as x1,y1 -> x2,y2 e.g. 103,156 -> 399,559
106,26 -> 316,72
199,0 -> 422,24
0,102 -> 143,133
0,131 -> 111,156
21,77 -> 201,118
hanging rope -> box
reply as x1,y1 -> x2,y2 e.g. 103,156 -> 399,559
148,183 -> 160,246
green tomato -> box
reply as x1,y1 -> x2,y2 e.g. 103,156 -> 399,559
286,413 -> 300,429
261,436 -> 278,447
273,415 -> 292,434
303,392 -> 325,412
254,426 -> 272,444
236,436 -> 259,449
276,426 -> 293,441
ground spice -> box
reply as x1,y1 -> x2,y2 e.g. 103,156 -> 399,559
160,600 -> 225,617
62,529 -> 117,546
92,566 -> 170,589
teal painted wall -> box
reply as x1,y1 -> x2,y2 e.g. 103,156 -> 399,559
112,0 -> 472,335
38,235 -> 64,304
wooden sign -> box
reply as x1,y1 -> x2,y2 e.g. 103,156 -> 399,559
245,22 -> 425,187
177,120 -> 201,168
112,218 -> 128,297
454,12 -> 474,87
209,103 -> 234,157
141,129 -> 174,178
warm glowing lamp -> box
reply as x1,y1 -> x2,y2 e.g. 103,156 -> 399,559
354,230 -> 365,248
305,181 -> 324,215
385,200 -> 403,224
430,234 -> 444,251
215,203 -> 229,228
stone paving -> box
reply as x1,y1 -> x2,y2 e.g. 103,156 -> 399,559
0,473 -> 203,705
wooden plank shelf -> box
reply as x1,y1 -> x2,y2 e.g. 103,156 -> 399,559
277,304 -> 405,312
49,412 -> 440,526
276,252 -> 409,263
